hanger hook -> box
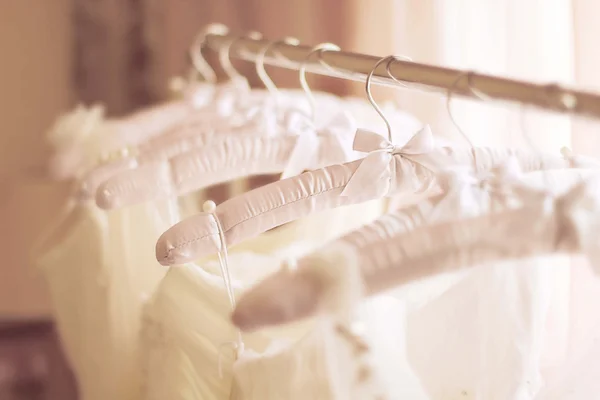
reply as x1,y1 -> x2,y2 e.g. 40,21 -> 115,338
219,31 -> 263,81
446,71 -> 483,150
448,73 -> 541,154
366,55 -> 400,142
256,37 -> 300,96
219,38 -> 242,80
189,23 -> 229,84
300,43 -> 341,122
385,55 -> 416,89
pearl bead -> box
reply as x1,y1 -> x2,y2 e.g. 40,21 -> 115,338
281,258 -> 297,271
560,146 -> 572,158
349,321 -> 366,336
202,200 -> 217,213
561,93 -> 577,110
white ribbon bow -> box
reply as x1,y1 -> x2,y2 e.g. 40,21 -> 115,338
437,155 -> 523,192
205,78 -> 252,118
431,157 -> 552,220
226,93 -> 280,130
340,125 -> 436,198
280,111 -> 356,179
229,102 -> 273,130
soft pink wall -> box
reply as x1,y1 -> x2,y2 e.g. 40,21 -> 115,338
0,1 -> 73,317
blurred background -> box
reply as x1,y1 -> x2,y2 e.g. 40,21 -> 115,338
2,0 -> 600,398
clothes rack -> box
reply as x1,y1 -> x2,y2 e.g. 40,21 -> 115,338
205,32 -> 600,120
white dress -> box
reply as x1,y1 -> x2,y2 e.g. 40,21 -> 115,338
139,201 -> 431,399
381,170 -> 596,399
34,198 -> 178,400
34,106 -> 181,400
230,296 -> 429,400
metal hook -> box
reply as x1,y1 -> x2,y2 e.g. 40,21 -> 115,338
519,87 -> 556,189
385,55 -> 417,89
446,71 -> 481,150
314,47 -> 370,83
256,37 -> 300,95
314,49 -> 347,78
219,38 -> 242,80
219,31 -> 263,80
300,43 -> 341,122
189,23 -> 229,84
366,55 -> 399,142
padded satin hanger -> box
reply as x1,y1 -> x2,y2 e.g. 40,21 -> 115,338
93,43 -> 361,210
154,60 -> 597,266
230,165 -> 600,331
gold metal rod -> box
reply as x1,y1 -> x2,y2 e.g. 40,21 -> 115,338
204,33 -> 600,119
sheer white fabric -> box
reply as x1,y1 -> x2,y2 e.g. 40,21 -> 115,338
33,199 -> 178,400
139,201 -> 413,399
357,170 -> 600,399
231,298 -> 428,400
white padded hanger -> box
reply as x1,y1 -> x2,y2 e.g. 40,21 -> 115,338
51,80 -> 222,176
92,43 -> 359,209
230,167 -> 600,331
46,80 -> 236,181
155,132 -> 594,265
78,87 -> 377,204
95,112 -> 356,209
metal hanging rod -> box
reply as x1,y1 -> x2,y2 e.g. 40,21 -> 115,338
204,32 -> 600,120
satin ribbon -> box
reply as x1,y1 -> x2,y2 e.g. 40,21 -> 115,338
280,111 -> 356,179
234,96 -> 306,135
226,101 -> 270,129
205,201 -> 246,377
340,125 -> 436,198
222,91 -> 278,130
437,155 -> 523,192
